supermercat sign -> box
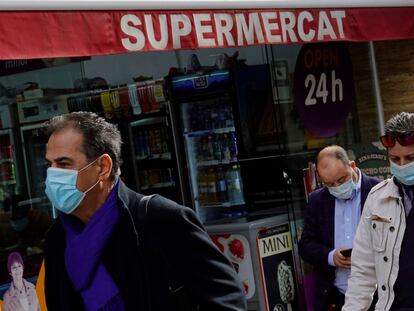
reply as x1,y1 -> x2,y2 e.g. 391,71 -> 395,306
0,7 -> 413,59
120,10 -> 346,50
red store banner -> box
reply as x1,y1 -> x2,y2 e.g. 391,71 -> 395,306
0,7 -> 413,59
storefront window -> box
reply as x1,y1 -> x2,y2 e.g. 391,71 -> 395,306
0,38 -> 411,287
0,59 -> 83,286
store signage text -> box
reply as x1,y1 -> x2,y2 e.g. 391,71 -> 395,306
294,42 -> 353,137
120,10 -> 346,51
259,231 -> 292,258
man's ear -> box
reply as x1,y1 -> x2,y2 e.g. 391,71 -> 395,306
349,160 -> 356,169
98,154 -> 113,180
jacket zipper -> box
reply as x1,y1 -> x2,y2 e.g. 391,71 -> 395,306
384,198 -> 403,311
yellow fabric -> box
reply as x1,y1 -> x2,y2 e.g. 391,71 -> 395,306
0,298 -> 3,310
36,260 -> 48,311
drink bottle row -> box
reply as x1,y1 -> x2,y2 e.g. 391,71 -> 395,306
0,162 -> 15,182
195,132 -> 238,162
0,135 -> 13,160
66,81 -> 166,120
197,165 -> 244,206
133,126 -> 170,158
139,168 -> 174,189
187,98 -> 235,132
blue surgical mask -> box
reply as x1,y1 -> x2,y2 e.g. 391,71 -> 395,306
45,158 -> 100,214
327,177 -> 356,200
390,161 -> 414,186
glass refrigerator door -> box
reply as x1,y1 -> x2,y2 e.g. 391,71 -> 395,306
181,95 -> 246,223
20,124 -> 52,216
129,116 -> 181,202
0,129 -> 20,209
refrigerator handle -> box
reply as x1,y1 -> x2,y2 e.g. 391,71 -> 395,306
167,101 -> 190,206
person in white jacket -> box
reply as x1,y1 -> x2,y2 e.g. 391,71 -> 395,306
343,112 -> 414,311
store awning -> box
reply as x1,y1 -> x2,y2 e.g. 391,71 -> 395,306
0,4 -> 413,59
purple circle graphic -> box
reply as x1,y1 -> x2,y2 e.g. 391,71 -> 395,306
294,42 -> 354,137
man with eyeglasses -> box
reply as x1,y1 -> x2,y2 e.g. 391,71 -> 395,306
343,112 -> 414,311
299,145 -> 380,311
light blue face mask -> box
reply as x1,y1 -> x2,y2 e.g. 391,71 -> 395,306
327,177 -> 356,200
390,161 -> 414,186
45,158 -> 100,214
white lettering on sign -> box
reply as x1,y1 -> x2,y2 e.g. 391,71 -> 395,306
144,14 -> 168,50
304,70 -> 343,106
235,13 -> 265,45
120,10 -> 346,51
280,12 -> 298,43
214,13 -> 235,46
120,14 -> 145,51
194,13 -> 216,47
297,11 -> 315,42
171,14 -> 192,49
261,12 -> 282,43
318,11 -> 337,40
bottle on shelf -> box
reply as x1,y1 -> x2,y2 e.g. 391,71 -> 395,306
203,107 -> 212,131
207,167 -> 218,204
224,104 -> 234,128
154,128 -> 162,154
197,168 -> 208,205
221,133 -> 231,161
226,165 -> 244,204
213,135 -> 222,161
206,136 -> 214,161
161,126 -> 169,154
148,129 -> 156,155
217,101 -> 227,128
216,166 -> 228,202
229,132 -> 238,161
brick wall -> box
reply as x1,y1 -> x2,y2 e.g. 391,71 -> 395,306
351,39 -> 414,143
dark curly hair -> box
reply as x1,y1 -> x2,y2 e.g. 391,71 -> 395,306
385,112 -> 414,135
45,112 -> 122,180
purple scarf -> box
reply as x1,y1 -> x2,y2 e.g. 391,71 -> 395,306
61,182 -> 125,311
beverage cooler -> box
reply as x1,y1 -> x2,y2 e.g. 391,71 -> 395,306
0,124 -> 22,211
128,115 -> 183,203
207,215 -> 304,311
19,124 -> 52,215
169,70 -> 247,223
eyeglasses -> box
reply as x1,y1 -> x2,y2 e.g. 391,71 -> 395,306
380,132 -> 414,148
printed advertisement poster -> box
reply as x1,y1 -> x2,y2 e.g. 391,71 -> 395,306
210,234 -> 255,299
258,223 -> 299,311
0,252 -> 43,311
348,142 -> 390,180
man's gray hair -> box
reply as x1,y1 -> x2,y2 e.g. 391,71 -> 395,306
45,112 -> 122,180
317,145 -> 350,167
385,112 -> 414,135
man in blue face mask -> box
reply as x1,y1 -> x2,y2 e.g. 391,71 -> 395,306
42,111 -> 246,311
344,112 -> 414,311
299,145 -> 380,311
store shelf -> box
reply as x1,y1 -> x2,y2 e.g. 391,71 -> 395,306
141,181 -> 175,190
136,152 -> 172,161
197,159 -> 238,167
199,200 -> 245,208
0,158 -> 13,164
130,116 -> 168,127
184,126 -> 235,137
0,180 -> 16,186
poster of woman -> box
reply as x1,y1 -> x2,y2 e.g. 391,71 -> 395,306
2,252 -> 40,311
